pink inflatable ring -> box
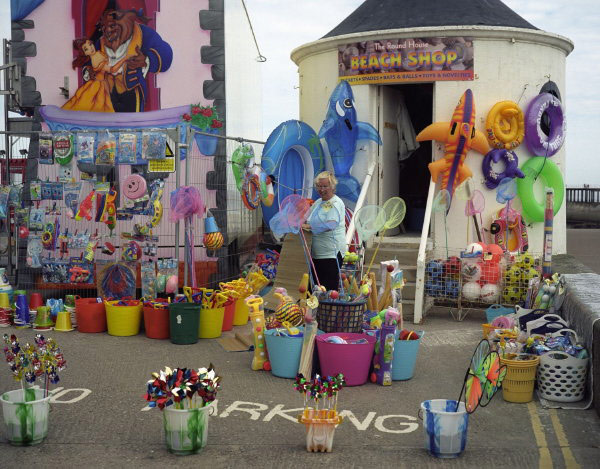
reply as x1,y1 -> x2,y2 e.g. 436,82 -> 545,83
524,93 -> 565,157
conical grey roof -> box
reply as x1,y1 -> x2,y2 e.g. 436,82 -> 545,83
323,0 -> 537,38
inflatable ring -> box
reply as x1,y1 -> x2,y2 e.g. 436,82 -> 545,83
525,93 -> 566,157
482,149 -> 525,189
485,101 -> 525,150
241,174 -> 260,210
516,157 -> 564,222
41,230 -> 53,248
260,120 -> 325,226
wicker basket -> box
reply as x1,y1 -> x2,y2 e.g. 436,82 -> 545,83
500,353 -> 540,403
537,351 -> 588,403
316,299 -> 366,333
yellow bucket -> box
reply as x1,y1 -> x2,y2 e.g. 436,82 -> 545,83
104,300 -> 143,337
198,307 -> 225,339
233,299 -> 249,326
500,354 -> 540,403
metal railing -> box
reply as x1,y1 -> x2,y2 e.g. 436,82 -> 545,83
566,186 -> 600,204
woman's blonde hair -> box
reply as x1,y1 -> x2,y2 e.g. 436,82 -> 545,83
314,171 -> 338,189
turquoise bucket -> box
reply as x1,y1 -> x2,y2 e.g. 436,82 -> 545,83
392,330 -> 424,380
265,327 -> 322,379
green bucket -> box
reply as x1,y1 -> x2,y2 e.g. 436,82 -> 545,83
169,303 -> 201,345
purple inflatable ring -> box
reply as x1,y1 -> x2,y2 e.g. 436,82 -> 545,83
482,149 -> 525,189
524,92 -> 566,157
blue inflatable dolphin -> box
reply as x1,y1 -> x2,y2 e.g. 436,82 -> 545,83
318,80 -> 382,202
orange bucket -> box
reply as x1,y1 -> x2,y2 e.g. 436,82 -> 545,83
222,300 -> 235,331
75,298 -> 106,333
143,299 -> 170,339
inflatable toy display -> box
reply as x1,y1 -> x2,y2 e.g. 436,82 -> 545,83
482,149 -> 525,189
260,120 -> 324,227
524,93 -> 565,157
318,81 -> 382,203
516,157 -> 564,222
485,100 -> 525,150
416,89 -> 489,208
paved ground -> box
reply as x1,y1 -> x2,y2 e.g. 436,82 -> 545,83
567,229 -> 600,273
1,307 -> 598,468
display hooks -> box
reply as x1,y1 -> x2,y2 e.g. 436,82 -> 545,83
241,0 -> 267,62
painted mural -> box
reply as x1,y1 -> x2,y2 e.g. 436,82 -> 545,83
64,3 -> 173,112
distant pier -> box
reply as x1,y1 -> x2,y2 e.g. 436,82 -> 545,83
567,186 -> 600,227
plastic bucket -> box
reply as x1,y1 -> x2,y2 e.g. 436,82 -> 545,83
105,300 -> 142,337
420,399 -> 468,458
169,303 -> 200,345
143,302 -> 170,340
75,298 -> 106,333
265,328 -> 305,378
392,330 -> 424,380
1,388 -> 52,446
198,307 -> 224,339
233,299 -> 249,326
500,354 -> 540,403
222,301 -> 235,332
316,332 -> 376,386
163,402 -> 213,455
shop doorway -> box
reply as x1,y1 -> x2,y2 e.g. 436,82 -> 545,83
378,83 -> 433,235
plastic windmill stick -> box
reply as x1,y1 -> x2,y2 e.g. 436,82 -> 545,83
542,188 -> 554,279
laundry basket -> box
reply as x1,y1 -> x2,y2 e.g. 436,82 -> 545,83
316,299 -> 366,333
537,351 -> 589,403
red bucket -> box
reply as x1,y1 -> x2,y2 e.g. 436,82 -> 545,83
143,299 -> 170,340
75,298 -> 107,333
222,300 -> 235,332
316,333 -> 376,386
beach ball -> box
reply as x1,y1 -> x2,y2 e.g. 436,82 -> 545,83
461,262 -> 482,282
504,265 -> 522,286
462,282 -> 481,302
517,253 -> 535,268
480,283 -> 500,303
479,261 -> 501,285
204,231 -> 224,250
445,279 -> 460,299
443,256 -> 461,278
465,242 -> 485,256
502,285 -> 523,305
426,260 -> 443,278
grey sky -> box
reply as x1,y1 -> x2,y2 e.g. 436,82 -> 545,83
246,0 -> 599,186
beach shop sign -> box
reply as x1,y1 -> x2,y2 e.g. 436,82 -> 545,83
338,37 -> 474,84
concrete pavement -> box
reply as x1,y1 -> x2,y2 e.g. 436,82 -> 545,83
1,308 -> 598,468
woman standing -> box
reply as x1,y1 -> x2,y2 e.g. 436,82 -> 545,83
302,171 -> 346,292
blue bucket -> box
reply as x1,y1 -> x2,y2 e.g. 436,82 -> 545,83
420,399 -> 468,458
392,330 -> 424,380
264,328 -> 306,378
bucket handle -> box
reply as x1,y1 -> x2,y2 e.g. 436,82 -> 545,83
417,408 -> 423,420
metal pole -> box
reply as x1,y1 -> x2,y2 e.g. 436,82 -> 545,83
175,127 -> 181,287
3,39 -> 12,276
183,126 -> 191,287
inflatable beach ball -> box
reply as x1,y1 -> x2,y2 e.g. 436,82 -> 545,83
461,262 -> 482,282
462,282 -> 481,302
480,283 -> 500,304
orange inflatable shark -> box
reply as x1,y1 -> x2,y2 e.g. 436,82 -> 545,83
416,89 -> 489,207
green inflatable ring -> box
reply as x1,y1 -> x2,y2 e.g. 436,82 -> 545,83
516,157 -> 564,222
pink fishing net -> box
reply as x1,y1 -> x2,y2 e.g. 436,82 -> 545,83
169,186 -> 205,223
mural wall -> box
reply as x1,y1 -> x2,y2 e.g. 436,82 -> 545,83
23,0 -> 212,112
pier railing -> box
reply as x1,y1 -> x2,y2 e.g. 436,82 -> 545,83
566,186 -> 600,204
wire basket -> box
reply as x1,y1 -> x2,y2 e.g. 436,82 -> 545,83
316,299 -> 367,333
537,351 -> 588,403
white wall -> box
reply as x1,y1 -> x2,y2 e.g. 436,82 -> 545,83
294,28 -> 572,255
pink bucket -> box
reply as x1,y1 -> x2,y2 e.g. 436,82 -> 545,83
316,333 -> 376,386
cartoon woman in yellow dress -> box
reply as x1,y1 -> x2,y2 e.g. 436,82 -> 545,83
62,38 -> 131,112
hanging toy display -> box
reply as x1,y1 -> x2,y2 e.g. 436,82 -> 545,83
123,174 -> 147,200
142,179 -> 164,228
53,133 -> 74,166
121,241 -> 142,262
97,261 -> 137,299
203,214 -> 224,250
